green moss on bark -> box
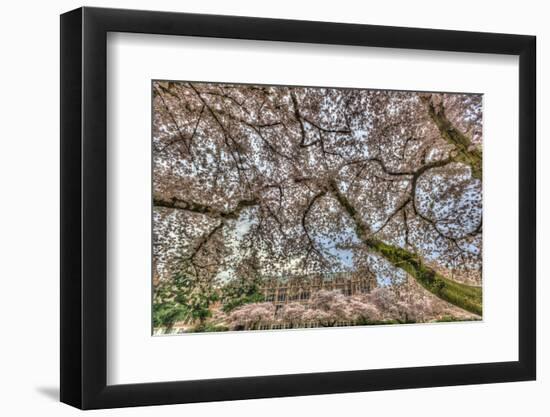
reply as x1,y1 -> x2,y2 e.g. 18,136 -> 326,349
424,99 -> 482,180
366,238 -> 482,316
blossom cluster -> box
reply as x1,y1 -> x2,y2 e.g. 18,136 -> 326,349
225,287 -> 460,330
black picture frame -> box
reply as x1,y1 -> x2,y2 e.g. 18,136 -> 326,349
60,6 -> 536,410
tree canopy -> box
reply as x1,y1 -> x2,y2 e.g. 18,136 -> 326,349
152,81 -> 482,316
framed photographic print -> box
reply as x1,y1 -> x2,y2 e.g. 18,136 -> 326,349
60,6 -> 536,410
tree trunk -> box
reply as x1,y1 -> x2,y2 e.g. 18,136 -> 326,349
364,238 -> 482,316
329,180 -> 482,316
422,96 -> 482,180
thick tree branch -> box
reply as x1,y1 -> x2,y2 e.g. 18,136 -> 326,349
154,195 -> 259,220
422,95 -> 482,180
327,179 -> 482,315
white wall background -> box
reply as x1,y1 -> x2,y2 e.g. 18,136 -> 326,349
0,0 -> 545,415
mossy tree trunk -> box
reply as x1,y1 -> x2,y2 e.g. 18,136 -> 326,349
422,95 -> 482,180
364,239 -> 482,315
328,180 -> 482,316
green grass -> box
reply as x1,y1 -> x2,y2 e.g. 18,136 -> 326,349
189,323 -> 229,333
436,315 -> 481,323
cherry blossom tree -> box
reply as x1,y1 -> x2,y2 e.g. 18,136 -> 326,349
227,303 -> 276,330
347,296 -> 382,323
225,287 -> 467,330
153,81 -> 483,320
280,303 -> 307,327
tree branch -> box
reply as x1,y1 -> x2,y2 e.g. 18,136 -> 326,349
421,95 -> 482,180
